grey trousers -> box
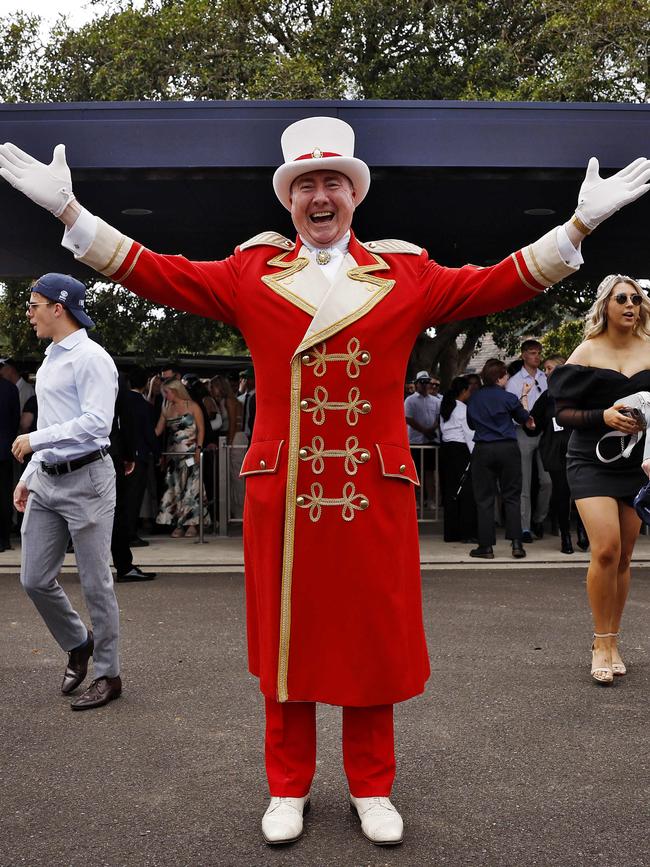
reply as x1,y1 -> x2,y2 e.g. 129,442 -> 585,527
516,427 -> 552,530
20,457 -> 119,680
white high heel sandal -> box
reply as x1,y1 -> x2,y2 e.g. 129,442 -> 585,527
609,632 -> 627,676
591,633 -> 614,684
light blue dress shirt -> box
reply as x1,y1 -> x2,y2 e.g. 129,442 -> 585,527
22,328 -> 118,483
505,366 -> 547,411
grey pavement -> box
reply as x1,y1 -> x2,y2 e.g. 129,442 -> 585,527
1,536 -> 649,866
4,527 -> 650,574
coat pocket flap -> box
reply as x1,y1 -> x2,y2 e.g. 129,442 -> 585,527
375,443 -> 419,485
240,439 -> 284,477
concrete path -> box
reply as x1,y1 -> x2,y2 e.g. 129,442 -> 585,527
1,563 -> 648,867
3,528 -> 650,574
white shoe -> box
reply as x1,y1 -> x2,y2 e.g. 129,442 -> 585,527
261,795 -> 310,844
350,795 -> 404,845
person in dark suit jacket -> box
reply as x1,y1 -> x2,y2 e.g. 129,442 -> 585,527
125,366 -> 159,544
110,371 -> 156,582
0,377 -> 20,550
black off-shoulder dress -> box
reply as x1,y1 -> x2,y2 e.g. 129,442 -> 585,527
549,364 -> 650,501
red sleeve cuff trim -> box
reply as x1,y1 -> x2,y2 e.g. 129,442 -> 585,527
113,242 -> 143,283
511,250 -> 545,293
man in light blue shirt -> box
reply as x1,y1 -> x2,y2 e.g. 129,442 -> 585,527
404,370 -> 441,507
12,273 -> 121,710
505,339 -> 552,541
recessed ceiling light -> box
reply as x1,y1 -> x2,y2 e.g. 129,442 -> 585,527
121,208 -> 153,216
523,207 -> 556,216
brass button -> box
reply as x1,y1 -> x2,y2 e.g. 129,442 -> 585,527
300,399 -> 309,410
296,495 -> 306,507
259,460 -> 266,470
360,351 -> 370,363
359,401 -> 372,414
285,240 -> 292,247
358,497 -> 369,510
399,464 -> 406,473
299,448 -> 308,459
359,451 -> 371,463
302,354 -> 311,364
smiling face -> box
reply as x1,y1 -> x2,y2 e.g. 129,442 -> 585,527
607,281 -> 642,331
289,170 -> 356,248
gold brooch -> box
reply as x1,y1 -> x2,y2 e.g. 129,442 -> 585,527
311,147 -> 323,159
316,250 -> 331,265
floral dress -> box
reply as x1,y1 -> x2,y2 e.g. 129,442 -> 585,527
156,410 -> 207,528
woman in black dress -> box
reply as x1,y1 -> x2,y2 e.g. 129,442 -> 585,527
550,274 -> 650,684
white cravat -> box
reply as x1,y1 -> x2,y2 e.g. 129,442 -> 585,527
299,231 -> 351,284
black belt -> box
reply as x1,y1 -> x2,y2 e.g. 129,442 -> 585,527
41,448 -> 109,476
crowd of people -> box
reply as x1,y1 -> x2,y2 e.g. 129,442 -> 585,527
0,358 -> 256,556
405,337 -> 621,560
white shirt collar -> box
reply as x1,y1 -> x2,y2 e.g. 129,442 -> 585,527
45,327 -> 88,355
299,230 -> 350,256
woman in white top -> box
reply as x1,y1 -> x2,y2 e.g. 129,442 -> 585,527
439,376 -> 477,542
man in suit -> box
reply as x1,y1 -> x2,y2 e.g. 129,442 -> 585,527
125,365 -> 160,546
1,118 -> 649,845
109,371 -> 157,583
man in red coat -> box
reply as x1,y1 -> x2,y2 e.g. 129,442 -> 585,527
1,118 -> 649,846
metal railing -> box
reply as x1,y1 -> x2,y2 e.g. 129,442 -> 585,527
410,444 -> 440,523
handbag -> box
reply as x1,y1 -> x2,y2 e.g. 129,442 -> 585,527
595,391 -> 650,464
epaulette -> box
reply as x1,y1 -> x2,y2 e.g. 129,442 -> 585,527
239,231 -> 295,252
361,239 -> 423,255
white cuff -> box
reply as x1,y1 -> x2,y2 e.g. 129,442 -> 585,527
556,225 -> 583,268
61,207 -> 97,258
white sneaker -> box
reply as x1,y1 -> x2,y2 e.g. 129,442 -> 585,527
349,795 -> 404,845
261,795 -> 310,844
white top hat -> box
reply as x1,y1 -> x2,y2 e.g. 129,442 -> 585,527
272,116 -> 371,211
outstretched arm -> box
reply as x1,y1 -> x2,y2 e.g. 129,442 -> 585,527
417,154 -> 650,328
0,142 -> 240,324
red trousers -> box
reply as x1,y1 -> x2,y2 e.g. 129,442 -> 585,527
264,698 -> 395,797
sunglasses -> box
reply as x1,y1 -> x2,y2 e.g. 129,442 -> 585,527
26,300 -> 55,310
613,293 -> 643,306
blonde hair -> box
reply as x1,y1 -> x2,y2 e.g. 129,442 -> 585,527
162,378 -> 191,402
584,274 -> 650,340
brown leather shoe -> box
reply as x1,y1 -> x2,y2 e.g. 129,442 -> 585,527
71,675 -> 122,710
61,630 -> 94,695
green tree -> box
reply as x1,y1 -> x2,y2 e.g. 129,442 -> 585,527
0,279 -> 40,357
541,318 -> 585,357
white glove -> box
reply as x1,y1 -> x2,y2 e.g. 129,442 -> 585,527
0,142 -> 75,217
574,156 -> 650,232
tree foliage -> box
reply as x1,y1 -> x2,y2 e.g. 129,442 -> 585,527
0,0 -> 648,366
540,318 -> 585,357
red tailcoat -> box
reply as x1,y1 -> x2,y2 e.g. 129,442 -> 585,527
80,223 -> 576,705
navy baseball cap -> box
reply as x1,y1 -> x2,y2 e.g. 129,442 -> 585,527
31,273 -> 95,329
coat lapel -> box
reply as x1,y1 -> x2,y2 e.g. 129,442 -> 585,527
294,232 -> 395,356
260,232 -> 396,355
260,247 -> 318,315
